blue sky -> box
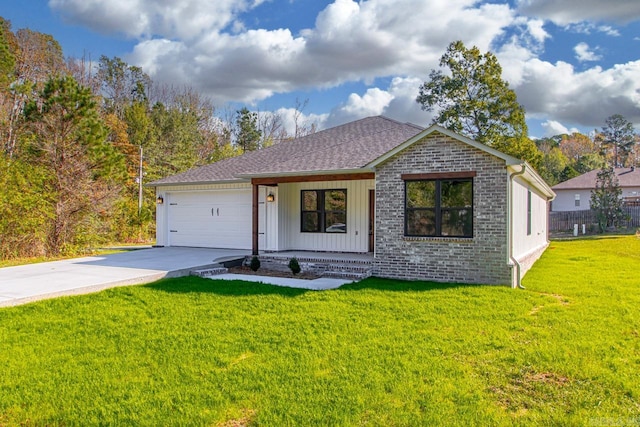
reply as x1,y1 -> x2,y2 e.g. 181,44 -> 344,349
2,0 -> 640,138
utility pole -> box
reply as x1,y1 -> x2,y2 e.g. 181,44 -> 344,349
138,145 -> 143,214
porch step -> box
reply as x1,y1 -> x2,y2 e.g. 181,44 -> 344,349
242,255 -> 373,280
321,269 -> 372,280
191,266 -> 228,277
257,254 -> 373,265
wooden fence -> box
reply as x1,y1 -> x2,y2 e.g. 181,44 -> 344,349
549,206 -> 640,232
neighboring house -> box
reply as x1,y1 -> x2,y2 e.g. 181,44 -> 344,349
150,116 -> 554,287
551,168 -> 640,211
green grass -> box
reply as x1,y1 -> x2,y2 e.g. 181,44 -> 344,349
1,237 -> 639,425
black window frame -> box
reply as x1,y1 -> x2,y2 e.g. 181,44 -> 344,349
404,178 -> 473,238
300,189 -> 347,233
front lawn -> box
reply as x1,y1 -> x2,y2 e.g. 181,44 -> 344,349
0,237 -> 639,425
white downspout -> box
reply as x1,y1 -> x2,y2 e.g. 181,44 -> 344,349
508,164 -> 526,289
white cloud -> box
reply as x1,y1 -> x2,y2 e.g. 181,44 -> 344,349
541,120 -> 580,136
49,0 -> 265,39
48,0 -> 640,133
574,42 -> 602,62
567,22 -> 622,36
324,77 -> 430,129
53,0 -> 519,105
259,108 -> 329,137
517,0 -> 640,25
598,25 -> 621,36
512,58 -> 640,127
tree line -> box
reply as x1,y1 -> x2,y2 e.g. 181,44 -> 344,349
0,18 -> 316,260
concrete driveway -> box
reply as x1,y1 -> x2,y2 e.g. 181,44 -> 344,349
0,247 -> 250,308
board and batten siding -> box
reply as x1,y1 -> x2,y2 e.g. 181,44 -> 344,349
276,179 -> 375,253
510,175 -> 550,276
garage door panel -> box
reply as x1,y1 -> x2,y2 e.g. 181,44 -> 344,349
167,190 -> 252,249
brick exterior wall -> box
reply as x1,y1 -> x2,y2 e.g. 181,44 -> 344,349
373,132 -> 512,285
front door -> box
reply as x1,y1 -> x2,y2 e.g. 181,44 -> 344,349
369,189 -> 375,252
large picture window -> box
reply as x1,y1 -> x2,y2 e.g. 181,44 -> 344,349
301,189 -> 347,233
405,178 -> 473,237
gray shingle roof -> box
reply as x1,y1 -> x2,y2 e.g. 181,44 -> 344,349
552,167 -> 640,190
150,116 -> 423,186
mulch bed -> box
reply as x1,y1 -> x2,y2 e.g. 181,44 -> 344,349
227,266 -> 320,280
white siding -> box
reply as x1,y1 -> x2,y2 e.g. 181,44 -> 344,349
511,176 -> 549,274
551,189 -> 592,211
277,179 -> 375,253
552,186 -> 640,211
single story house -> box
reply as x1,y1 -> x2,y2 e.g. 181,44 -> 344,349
551,167 -> 640,211
150,116 -> 554,287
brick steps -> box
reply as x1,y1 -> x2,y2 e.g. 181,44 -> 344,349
191,265 -> 228,277
243,255 -> 373,280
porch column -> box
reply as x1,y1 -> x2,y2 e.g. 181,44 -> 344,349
252,182 -> 259,255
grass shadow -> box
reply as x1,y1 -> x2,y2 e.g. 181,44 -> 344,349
339,276 -> 489,292
143,275 -> 311,297
144,275 -> 482,298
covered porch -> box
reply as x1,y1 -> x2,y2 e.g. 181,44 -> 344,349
250,172 -> 377,256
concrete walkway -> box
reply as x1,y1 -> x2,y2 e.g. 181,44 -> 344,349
210,273 -> 353,290
0,247 -> 249,308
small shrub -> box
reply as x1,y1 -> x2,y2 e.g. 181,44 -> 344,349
250,256 -> 261,272
288,257 -> 301,275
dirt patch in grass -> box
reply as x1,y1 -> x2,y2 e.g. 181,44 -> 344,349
217,409 -> 256,427
227,265 -> 320,280
490,368 -> 571,414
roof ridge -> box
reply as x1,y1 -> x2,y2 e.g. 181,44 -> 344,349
377,115 -> 425,131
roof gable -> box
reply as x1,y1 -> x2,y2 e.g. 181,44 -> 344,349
366,124 -> 522,168
366,124 -> 554,199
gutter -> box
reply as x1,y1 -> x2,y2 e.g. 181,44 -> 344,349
508,164 -> 527,289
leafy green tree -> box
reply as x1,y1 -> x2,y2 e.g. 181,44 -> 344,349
590,167 -> 626,233
600,114 -> 636,167
493,135 -> 542,170
575,152 -> 606,174
97,56 -> 150,117
23,75 -> 125,255
559,132 -> 597,163
0,155 -> 52,259
235,107 -> 261,153
417,41 -> 528,149
538,147 -> 568,186
1,27 -> 66,157
559,165 -> 579,182
0,18 -> 16,89
148,101 -> 202,178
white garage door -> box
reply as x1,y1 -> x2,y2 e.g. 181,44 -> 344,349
167,189 -> 252,249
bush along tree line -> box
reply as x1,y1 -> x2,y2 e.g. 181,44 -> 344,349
0,18 -> 317,260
